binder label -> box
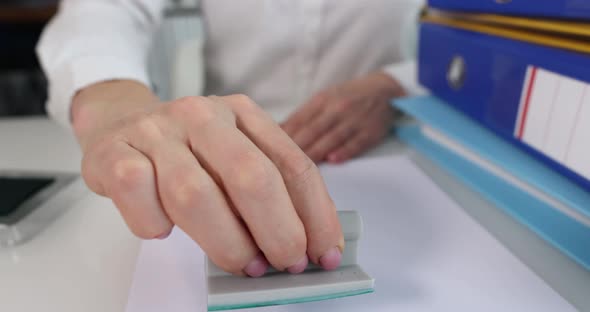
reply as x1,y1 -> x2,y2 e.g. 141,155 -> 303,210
515,66 -> 590,180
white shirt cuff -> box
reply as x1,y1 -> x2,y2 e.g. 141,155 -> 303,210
45,55 -> 151,130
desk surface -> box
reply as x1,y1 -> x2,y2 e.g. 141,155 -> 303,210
0,117 -> 588,312
0,117 -> 140,312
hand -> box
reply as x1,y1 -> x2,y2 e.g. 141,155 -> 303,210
282,72 -> 405,163
73,81 -> 344,277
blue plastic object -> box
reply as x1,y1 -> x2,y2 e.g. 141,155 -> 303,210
393,96 -> 590,270
418,22 -> 590,191
428,0 -> 590,20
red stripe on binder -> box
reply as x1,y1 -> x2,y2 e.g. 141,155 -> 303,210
517,67 -> 538,139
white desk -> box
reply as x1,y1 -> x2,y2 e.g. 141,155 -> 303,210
0,117 -> 140,312
0,117 -> 588,311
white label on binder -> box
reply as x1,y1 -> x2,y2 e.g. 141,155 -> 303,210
515,66 -> 590,180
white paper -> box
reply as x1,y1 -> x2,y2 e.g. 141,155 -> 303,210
126,155 -> 575,312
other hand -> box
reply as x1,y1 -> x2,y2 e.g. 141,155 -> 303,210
282,72 -> 405,163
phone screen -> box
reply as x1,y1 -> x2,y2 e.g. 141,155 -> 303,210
0,177 -> 55,217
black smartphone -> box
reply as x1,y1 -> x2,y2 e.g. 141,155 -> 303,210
0,176 -> 55,221
0,171 -> 81,246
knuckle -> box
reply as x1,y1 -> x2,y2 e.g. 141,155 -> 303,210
165,98 -> 190,118
228,94 -> 260,115
328,99 -> 350,115
168,96 -> 217,125
133,115 -> 163,139
83,133 -> 118,162
81,137 -> 121,194
278,150 -> 317,186
171,96 -> 203,111
109,157 -> 152,192
164,173 -> 210,215
231,94 -> 256,107
228,152 -> 277,200
336,126 -> 354,141
339,98 -> 353,108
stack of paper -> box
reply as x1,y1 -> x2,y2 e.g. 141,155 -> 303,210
126,155 -> 574,312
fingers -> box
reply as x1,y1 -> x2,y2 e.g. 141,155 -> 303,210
287,96 -> 361,151
305,119 -> 358,162
118,113 -> 265,276
151,143 -> 263,276
326,103 -> 396,163
327,126 -> 388,163
281,93 -> 326,135
284,93 -> 371,159
81,139 -> 173,240
81,93 -> 347,277
168,96 -> 308,272
288,107 -> 339,151
223,94 -> 344,268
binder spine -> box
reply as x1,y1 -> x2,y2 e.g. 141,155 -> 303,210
418,23 -> 590,190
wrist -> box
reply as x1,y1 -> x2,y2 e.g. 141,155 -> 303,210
71,80 -> 159,149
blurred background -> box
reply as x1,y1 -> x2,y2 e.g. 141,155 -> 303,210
0,0 -> 57,116
0,0 -> 203,118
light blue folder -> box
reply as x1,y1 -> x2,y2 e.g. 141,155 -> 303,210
393,96 -> 590,271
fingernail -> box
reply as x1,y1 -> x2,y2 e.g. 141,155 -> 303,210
287,256 -> 308,274
244,254 -> 269,278
320,247 -> 342,270
328,154 -> 345,164
156,228 -> 173,240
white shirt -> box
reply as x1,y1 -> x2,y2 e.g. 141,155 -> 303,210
37,0 -> 425,127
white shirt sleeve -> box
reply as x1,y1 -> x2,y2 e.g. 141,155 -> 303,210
382,0 -> 429,97
36,0 -> 167,128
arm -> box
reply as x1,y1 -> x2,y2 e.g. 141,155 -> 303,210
37,1 -> 343,277
37,0 -> 167,133
71,80 -> 159,149
281,0 -> 427,163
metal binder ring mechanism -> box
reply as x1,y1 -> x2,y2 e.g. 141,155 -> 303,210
447,55 -> 466,90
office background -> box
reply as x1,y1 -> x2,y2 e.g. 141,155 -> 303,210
0,0 -> 201,117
